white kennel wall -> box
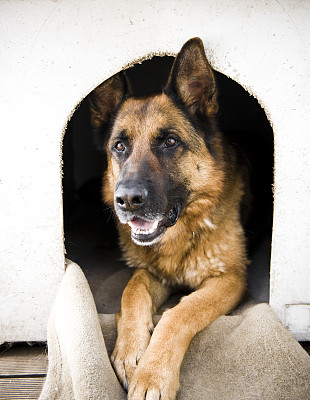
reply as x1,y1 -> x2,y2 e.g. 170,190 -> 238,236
0,0 -> 309,342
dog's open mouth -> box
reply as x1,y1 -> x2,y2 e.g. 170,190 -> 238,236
127,202 -> 181,246
128,218 -> 166,246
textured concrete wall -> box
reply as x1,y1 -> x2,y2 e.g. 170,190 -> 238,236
0,0 -> 309,341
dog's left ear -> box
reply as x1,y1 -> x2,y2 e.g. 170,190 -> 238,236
165,38 -> 218,116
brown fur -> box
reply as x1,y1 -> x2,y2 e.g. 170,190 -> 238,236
89,38 -> 248,400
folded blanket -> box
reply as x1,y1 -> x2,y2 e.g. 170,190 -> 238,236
39,260 -> 125,400
39,261 -> 310,400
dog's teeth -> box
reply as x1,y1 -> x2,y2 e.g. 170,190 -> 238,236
128,219 -> 159,235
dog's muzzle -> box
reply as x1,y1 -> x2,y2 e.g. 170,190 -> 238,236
114,183 -> 181,246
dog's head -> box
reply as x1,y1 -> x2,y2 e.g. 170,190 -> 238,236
89,38 -> 224,246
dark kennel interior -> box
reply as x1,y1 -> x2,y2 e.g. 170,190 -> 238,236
63,56 -> 274,313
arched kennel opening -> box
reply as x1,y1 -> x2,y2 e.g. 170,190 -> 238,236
62,56 -> 274,312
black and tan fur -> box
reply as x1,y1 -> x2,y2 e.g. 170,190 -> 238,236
89,38 -> 248,400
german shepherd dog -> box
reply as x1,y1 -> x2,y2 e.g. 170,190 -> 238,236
89,38 -> 248,400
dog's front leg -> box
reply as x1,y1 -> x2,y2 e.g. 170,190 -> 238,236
128,272 -> 246,400
112,268 -> 170,390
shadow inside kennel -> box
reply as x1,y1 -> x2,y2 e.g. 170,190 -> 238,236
62,56 -> 274,314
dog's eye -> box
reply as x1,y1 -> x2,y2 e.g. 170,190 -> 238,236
164,137 -> 178,148
115,141 -> 126,152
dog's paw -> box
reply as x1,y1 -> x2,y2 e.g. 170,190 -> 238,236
111,322 -> 153,390
128,363 -> 179,400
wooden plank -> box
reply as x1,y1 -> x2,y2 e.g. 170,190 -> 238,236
0,346 -> 47,377
0,345 -> 47,399
0,377 -> 45,399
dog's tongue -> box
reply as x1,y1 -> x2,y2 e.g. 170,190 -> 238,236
128,218 -> 158,233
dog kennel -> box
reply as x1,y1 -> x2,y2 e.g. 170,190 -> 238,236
0,0 -> 309,343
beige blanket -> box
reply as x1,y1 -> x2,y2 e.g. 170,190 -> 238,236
39,261 -> 310,400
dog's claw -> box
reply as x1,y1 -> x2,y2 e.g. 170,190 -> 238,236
111,356 -> 129,391
129,386 -> 161,400
145,388 -> 162,400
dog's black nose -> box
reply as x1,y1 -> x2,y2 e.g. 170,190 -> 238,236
115,184 -> 148,211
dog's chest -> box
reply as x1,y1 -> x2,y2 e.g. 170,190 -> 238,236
149,242 -> 228,289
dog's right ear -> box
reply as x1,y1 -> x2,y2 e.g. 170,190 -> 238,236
88,72 -> 128,148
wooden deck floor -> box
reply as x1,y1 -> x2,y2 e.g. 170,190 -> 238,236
0,344 -> 47,400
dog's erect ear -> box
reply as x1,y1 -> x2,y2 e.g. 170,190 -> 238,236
88,72 -> 129,149
89,72 -> 128,130
165,38 -> 218,116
